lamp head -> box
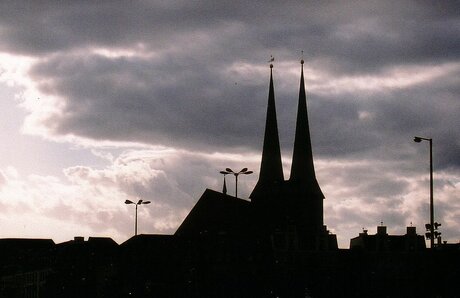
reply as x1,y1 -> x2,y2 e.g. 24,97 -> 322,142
414,137 -> 422,143
125,200 -> 134,204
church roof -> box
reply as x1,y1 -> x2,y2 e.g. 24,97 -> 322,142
175,189 -> 251,238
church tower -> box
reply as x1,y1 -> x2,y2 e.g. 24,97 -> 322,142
290,59 -> 324,200
251,60 -> 336,250
285,60 -> 328,248
250,63 -> 284,203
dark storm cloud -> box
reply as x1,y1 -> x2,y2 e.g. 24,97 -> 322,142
2,1 -> 459,169
308,68 -> 460,170
2,1 -> 459,65
29,53 -> 268,151
0,1 -> 233,55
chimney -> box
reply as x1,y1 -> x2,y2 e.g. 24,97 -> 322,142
377,226 -> 387,235
406,226 -> 416,235
74,236 -> 85,243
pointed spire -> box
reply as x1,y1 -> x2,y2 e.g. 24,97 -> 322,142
250,64 -> 284,199
222,176 -> 227,195
290,60 -> 324,198
259,64 -> 284,183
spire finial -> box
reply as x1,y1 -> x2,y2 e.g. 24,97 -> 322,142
268,55 -> 274,68
301,50 -> 304,65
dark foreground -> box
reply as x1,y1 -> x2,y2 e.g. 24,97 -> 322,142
0,235 -> 459,298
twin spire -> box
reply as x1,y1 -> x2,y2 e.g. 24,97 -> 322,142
290,60 -> 324,198
257,64 -> 284,184
250,60 -> 323,200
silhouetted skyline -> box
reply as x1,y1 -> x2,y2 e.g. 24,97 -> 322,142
0,63 -> 458,298
0,1 -> 459,247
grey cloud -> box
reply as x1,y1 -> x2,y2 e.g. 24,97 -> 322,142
5,1 -> 456,149
318,159 -> 412,202
305,68 -> 460,170
326,202 -> 410,246
28,48 -> 460,172
17,0 -> 458,171
369,88 -> 460,170
30,53 -> 268,152
0,1 -> 204,54
0,1 -> 458,69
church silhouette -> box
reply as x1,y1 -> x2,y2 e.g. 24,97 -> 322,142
177,60 -> 337,251
0,61 -> 459,298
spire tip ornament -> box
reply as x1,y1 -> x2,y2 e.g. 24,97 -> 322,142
268,55 -> 274,68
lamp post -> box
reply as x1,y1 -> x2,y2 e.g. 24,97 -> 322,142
221,168 -> 253,198
125,199 -> 151,236
414,136 -> 435,248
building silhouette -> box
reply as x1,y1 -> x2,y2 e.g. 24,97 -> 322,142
250,61 -> 336,251
0,61 -> 459,297
350,225 -> 426,252
177,61 -> 336,251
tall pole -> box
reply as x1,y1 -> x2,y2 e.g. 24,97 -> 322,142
125,199 -> 151,237
414,136 -> 435,248
235,174 -> 239,198
429,138 -> 434,249
135,203 -> 138,236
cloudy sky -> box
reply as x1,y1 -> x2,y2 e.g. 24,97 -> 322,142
0,1 -> 459,247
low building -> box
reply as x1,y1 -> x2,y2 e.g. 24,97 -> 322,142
350,226 -> 426,251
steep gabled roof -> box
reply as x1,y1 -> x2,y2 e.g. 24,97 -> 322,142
175,189 -> 251,237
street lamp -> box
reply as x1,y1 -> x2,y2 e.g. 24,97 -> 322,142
125,199 -> 151,236
414,136 -> 436,248
220,168 -> 253,198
